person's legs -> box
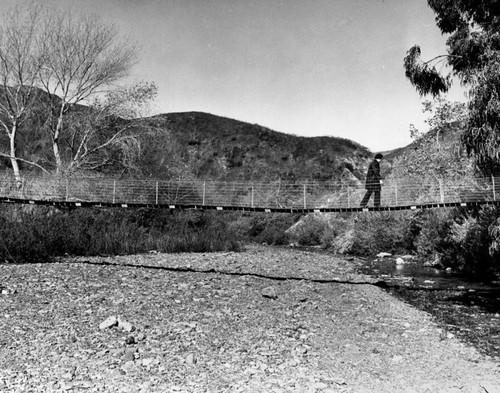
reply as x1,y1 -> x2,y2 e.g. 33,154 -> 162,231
374,190 -> 381,207
360,190 -> 372,207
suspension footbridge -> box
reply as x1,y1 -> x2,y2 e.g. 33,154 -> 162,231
0,174 -> 499,213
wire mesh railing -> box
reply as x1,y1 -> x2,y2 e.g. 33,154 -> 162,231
0,173 -> 499,209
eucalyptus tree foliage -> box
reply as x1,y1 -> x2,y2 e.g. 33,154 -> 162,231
404,45 -> 451,97
0,3 -> 47,184
463,51 -> 500,174
404,0 -> 500,174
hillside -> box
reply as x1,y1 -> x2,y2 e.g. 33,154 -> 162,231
1,104 -> 382,182
137,112 -> 374,181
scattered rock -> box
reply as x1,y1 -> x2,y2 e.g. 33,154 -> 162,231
121,360 -> 136,373
118,317 -> 135,332
60,366 -> 76,382
376,252 -> 392,258
261,286 -> 278,299
424,253 -> 442,267
121,348 -> 137,362
395,257 -> 405,265
110,348 -> 125,358
295,346 -> 308,354
185,353 -> 197,365
311,382 -> 328,391
141,358 -> 155,367
99,316 -> 118,330
125,335 -> 135,345
136,332 -> 146,341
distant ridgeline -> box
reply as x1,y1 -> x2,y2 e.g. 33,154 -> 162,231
1,110 -> 376,184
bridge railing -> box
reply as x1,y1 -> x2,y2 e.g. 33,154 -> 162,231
0,174 -> 498,209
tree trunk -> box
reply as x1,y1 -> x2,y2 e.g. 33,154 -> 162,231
53,112 -> 64,174
9,124 -> 22,189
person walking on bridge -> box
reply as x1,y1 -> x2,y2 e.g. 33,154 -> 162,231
360,153 -> 383,207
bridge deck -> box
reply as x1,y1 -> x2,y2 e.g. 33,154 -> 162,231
0,174 -> 499,213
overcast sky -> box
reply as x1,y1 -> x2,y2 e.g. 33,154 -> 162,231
1,0 -> 467,151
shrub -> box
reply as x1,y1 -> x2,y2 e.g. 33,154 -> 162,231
291,214 -> 331,246
340,211 -> 416,256
412,209 -> 455,260
0,206 -> 241,263
411,206 -> 500,279
232,212 -> 299,245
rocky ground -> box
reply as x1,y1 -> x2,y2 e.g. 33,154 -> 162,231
1,245 -> 499,392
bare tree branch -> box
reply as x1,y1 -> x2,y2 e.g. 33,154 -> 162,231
0,152 -> 48,172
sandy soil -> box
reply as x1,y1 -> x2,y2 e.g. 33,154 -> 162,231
1,245 -> 499,392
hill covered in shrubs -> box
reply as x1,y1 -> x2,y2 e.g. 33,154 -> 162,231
1,106 -> 377,183
135,111 -> 375,182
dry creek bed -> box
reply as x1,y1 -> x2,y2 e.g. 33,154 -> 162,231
0,244 -> 499,393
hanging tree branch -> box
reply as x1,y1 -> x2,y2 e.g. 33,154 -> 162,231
404,45 -> 453,97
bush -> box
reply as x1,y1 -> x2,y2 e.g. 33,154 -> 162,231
282,211 -> 417,254
230,212 -> 300,245
350,212 -> 417,255
411,206 -> 500,279
291,214 -> 331,246
445,206 -> 500,279
0,206 -> 241,263
412,209 -> 454,260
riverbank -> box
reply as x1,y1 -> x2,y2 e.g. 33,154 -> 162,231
1,245 -> 499,392
351,252 -> 500,359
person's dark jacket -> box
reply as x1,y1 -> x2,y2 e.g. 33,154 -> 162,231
365,159 -> 382,191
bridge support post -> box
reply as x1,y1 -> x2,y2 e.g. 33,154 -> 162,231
439,179 -> 444,203
303,183 -> 307,209
113,181 -> 116,204
203,181 -> 206,205
251,182 -> 254,208
156,181 -> 159,204
493,176 -> 497,201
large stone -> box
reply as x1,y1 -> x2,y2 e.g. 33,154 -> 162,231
99,316 -> 118,330
261,287 -> 278,299
185,353 -> 197,365
118,317 -> 135,332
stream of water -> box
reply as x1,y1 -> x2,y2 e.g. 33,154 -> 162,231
358,257 -> 500,292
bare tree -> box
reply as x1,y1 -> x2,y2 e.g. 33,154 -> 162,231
0,4 -> 46,185
64,81 -> 157,173
37,8 -> 138,174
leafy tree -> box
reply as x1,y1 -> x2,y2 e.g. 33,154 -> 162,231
404,0 -> 500,174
